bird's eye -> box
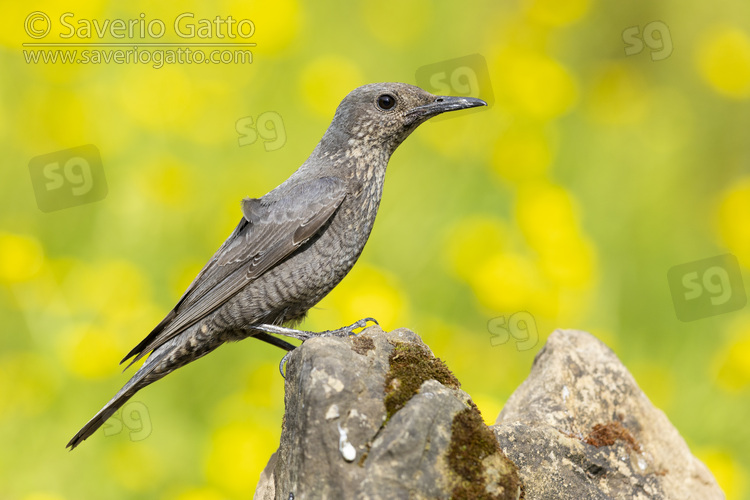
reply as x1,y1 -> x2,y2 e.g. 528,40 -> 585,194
377,94 -> 396,110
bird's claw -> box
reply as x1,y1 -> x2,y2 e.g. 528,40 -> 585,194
274,318 -> 378,378
324,317 -> 378,337
279,350 -> 294,378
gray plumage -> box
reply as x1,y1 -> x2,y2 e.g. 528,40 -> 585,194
67,82 -> 486,449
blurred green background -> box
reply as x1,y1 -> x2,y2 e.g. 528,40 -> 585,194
2,0 -> 749,498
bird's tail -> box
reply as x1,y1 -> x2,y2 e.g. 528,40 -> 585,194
66,384 -> 137,449
67,326 -> 225,450
66,346 -> 171,450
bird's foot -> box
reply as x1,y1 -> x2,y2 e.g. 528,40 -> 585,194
320,317 -> 379,338
252,318 -> 379,378
253,317 -> 378,342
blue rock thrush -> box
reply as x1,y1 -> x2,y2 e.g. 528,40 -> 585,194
67,82 -> 486,449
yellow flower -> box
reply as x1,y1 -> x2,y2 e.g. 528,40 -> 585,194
60,324 -> 122,379
0,232 -> 44,283
205,421 -> 279,496
492,124 -> 555,182
695,448 -> 747,499
515,183 -> 576,249
697,26 -> 750,99
713,317 -> 750,392
135,157 -> 196,210
515,183 -> 597,289
116,66 -> 196,129
223,0 -> 302,54
470,252 -> 542,312
718,178 -> 750,269
494,49 -> 578,119
536,234 -> 596,289
470,393 -> 505,425
317,263 -> 409,331
585,63 -> 649,125
19,88 -> 90,149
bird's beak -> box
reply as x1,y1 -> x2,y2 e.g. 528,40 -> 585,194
406,95 -> 487,119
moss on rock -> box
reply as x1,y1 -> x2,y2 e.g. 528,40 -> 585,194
383,341 -> 460,420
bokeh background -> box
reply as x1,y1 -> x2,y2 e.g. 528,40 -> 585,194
2,0 -> 749,498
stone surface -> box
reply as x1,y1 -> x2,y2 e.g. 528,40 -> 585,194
254,326 -> 521,500
493,329 -> 725,500
255,327 -> 725,500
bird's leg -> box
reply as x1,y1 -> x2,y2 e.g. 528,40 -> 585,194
252,332 -> 297,351
249,318 -> 379,378
251,317 -> 379,342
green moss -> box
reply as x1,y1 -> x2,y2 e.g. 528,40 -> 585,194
447,404 -> 522,500
381,341 -> 521,498
383,341 -> 460,420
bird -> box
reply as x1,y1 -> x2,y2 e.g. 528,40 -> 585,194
66,82 -> 486,449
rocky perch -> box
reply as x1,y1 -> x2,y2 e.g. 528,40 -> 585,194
253,327 -> 724,500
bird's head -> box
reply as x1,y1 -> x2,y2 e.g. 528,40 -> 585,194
326,82 -> 486,153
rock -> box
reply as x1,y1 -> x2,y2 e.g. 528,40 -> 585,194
254,451 -> 277,500
493,329 -> 725,500
254,326 -> 521,500
255,327 -> 724,500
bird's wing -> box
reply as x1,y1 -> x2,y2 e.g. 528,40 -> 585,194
121,176 -> 348,366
